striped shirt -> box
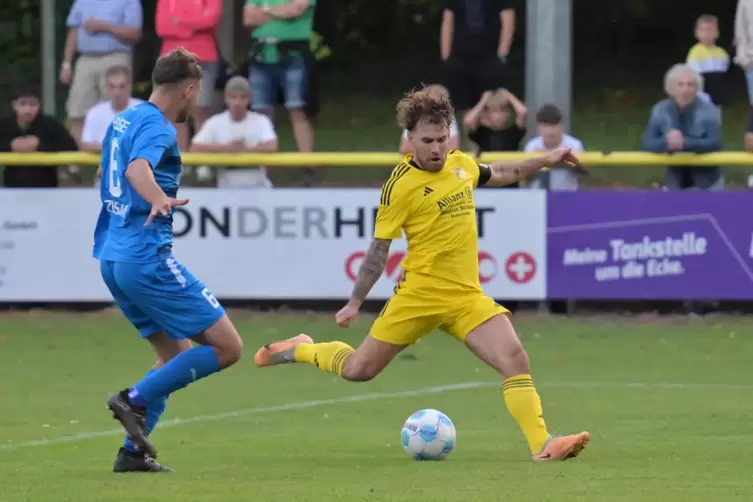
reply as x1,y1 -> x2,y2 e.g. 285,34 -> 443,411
66,0 -> 142,55
687,43 -> 729,105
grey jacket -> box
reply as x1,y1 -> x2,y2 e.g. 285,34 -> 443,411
641,97 -> 723,190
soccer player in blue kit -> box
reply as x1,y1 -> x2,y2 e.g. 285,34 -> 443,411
94,48 -> 243,472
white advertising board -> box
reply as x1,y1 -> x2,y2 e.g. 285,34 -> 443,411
0,188 -> 546,301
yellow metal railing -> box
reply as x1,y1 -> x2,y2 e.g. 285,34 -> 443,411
0,151 -> 752,167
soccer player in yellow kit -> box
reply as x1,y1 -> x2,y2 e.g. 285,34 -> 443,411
254,87 -> 590,461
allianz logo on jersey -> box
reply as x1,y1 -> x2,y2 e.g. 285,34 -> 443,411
105,199 -> 129,217
112,116 -> 131,133
436,188 -> 473,210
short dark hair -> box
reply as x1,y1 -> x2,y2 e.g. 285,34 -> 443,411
535,104 -> 563,125
151,48 -> 203,86
396,85 -> 455,132
11,85 -> 40,102
697,14 -> 718,26
106,65 -> 131,79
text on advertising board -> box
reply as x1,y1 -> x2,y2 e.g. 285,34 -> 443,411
172,206 -> 497,239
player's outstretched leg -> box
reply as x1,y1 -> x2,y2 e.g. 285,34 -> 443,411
254,334 -> 403,382
464,314 -> 590,461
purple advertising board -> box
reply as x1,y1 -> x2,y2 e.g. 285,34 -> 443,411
547,191 -> 753,299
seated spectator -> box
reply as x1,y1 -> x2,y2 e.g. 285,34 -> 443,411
399,84 -> 460,154
0,88 -> 78,188
641,63 -> 723,190
191,76 -> 278,188
81,66 -> 143,154
155,0 -> 222,151
523,104 -> 586,190
686,14 -> 729,110
463,88 -> 526,156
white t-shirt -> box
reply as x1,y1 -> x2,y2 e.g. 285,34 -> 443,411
82,98 -> 144,146
401,119 -> 460,140
524,133 -> 584,191
192,110 -> 277,188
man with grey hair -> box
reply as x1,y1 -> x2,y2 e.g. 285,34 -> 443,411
191,75 -> 278,188
641,63 -> 722,190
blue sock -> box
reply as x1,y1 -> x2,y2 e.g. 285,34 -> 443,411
123,396 -> 167,452
124,369 -> 168,452
128,345 -> 221,404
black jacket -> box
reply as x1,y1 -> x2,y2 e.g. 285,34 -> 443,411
0,113 -> 78,188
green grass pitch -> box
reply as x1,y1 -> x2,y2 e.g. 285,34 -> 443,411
1,311 -> 752,501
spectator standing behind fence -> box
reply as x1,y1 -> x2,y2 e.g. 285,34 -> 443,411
735,0 -> 753,103
686,15 -> 729,111
523,105 -> 585,190
642,64 -> 723,190
243,0 -> 316,157
0,88 -> 78,188
155,0 -> 222,151
398,85 -> 460,155
440,0 -> 515,147
60,0 -> 143,144
191,76 -> 278,188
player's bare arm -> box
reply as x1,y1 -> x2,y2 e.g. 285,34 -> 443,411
126,159 -> 188,225
335,238 -> 391,327
482,148 -> 580,187
352,238 -> 392,303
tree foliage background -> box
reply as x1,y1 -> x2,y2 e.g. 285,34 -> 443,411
0,0 -> 742,107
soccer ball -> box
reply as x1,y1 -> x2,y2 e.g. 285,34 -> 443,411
401,409 -> 456,460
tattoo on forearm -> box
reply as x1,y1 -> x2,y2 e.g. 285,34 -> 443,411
352,238 -> 391,302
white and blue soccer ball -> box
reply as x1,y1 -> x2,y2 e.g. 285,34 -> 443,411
401,409 -> 456,460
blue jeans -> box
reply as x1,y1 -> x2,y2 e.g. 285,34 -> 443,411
249,52 -> 307,110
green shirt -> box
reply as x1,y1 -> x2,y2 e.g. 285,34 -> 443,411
247,0 -> 316,63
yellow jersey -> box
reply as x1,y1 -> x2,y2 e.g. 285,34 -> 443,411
373,150 -> 492,294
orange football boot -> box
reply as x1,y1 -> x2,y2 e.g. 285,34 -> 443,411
532,432 -> 591,461
254,334 -> 313,367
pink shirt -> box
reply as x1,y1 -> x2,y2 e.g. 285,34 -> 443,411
155,0 -> 222,62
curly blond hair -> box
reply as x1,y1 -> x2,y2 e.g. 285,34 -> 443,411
396,85 -> 454,132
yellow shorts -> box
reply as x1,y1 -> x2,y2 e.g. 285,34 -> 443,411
369,290 -> 510,346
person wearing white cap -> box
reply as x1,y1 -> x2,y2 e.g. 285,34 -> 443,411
190,75 -> 277,188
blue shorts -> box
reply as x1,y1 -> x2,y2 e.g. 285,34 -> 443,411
100,256 -> 225,340
249,52 -> 307,110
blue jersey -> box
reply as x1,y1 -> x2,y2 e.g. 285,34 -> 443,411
93,102 -> 182,263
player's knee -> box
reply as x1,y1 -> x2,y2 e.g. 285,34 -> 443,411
219,335 -> 244,367
341,357 -> 378,382
206,332 -> 243,368
501,342 -> 530,376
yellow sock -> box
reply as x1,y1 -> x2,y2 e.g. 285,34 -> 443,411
502,374 -> 551,453
294,342 -> 354,376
